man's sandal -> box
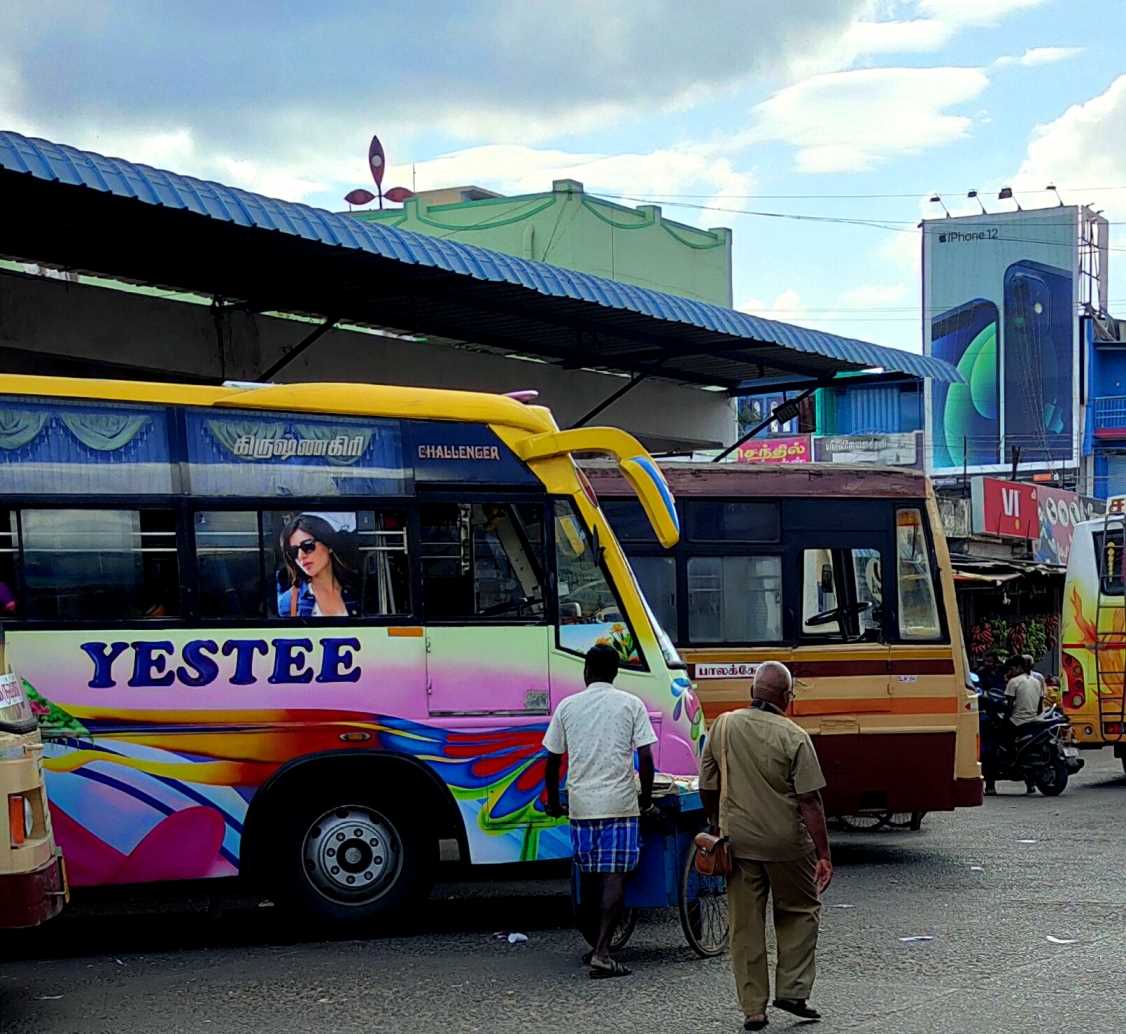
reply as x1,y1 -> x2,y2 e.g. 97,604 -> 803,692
772,999 -> 821,1021
744,1017 -> 768,1031
589,958 -> 631,978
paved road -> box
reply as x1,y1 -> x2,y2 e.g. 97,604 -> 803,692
3,751 -> 1126,1034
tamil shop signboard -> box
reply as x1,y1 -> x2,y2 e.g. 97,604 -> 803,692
812,431 -> 922,468
735,434 -> 811,464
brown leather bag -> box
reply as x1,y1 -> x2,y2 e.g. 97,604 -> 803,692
694,712 -> 733,877
693,830 -> 732,877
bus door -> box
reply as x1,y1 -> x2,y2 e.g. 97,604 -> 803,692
419,500 -> 551,717
790,531 -> 893,722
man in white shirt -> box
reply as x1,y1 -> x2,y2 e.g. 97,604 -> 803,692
1005,655 -> 1045,795
543,643 -> 657,979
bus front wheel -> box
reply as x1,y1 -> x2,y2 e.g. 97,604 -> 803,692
279,793 -> 431,927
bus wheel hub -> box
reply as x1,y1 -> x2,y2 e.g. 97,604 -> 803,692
302,805 -> 397,900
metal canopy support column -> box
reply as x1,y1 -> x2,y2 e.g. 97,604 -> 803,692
712,387 -> 816,463
257,316 -> 339,382
570,370 -> 654,428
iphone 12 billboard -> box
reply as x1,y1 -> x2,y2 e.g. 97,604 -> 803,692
930,299 -> 999,468
1002,261 -> 1072,462
923,208 -> 1078,474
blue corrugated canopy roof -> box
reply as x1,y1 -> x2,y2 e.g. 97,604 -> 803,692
0,131 -> 959,389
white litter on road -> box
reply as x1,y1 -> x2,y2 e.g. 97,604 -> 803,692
507,932 -> 528,944
833,904 -> 855,909
1047,936 -> 1078,945
1017,839 -> 1038,844
35,995 -> 63,1001
970,866 -> 985,872
898,936 -> 935,943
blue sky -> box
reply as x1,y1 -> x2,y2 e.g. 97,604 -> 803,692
2,0 -> 1125,353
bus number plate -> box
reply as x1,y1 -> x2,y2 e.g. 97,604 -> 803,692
694,663 -> 757,680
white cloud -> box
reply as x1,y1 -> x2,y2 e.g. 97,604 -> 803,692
844,18 -> 951,56
917,0 -> 1045,22
1014,75 -> 1126,219
996,47 -> 1084,67
385,144 -> 752,221
744,67 -> 990,173
738,289 -> 832,332
800,0 -> 1048,72
840,283 -> 910,307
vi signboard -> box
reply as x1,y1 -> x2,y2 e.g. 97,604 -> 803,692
971,477 -> 1040,539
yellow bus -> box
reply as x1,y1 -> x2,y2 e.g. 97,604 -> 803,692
0,373 -> 695,925
1060,503 -> 1126,767
0,625 -> 66,927
589,461 -> 983,820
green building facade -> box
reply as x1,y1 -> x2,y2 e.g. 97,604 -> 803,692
352,179 -> 732,307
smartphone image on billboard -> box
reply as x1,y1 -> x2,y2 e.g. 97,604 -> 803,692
1003,261 -> 1073,463
930,298 -> 1000,469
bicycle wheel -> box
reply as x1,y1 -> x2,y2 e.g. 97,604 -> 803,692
679,843 -> 729,958
835,812 -> 892,832
571,870 -> 638,952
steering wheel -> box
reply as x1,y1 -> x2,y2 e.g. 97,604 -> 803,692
806,600 -> 873,627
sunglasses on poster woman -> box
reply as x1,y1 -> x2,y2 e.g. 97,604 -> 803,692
285,537 -> 320,561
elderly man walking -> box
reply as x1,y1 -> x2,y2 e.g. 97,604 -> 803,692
700,661 -> 833,1031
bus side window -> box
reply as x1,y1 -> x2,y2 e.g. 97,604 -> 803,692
420,502 -> 544,621
196,511 -> 263,619
1095,530 -> 1125,596
801,547 -> 883,641
895,509 -> 942,640
687,555 -> 781,644
20,508 -> 179,620
357,510 -> 410,617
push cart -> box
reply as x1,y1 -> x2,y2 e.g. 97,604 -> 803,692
571,781 -> 729,958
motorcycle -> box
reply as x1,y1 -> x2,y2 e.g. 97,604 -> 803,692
977,688 -> 1084,796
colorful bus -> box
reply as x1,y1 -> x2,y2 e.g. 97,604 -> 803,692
0,374 -> 697,925
588,461 -> 983,818
1059,504 -> 1126,767
0,625 -> 67,927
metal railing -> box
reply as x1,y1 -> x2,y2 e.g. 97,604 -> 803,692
1093,396 -> 1126,430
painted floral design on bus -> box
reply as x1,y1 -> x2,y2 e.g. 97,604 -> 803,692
595,623 -> 636,666
13,619 -> 699,888
670,676 -> 703,743
27,685 -> 589,883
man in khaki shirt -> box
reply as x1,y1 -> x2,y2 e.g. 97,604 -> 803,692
700,661 -> 832,1031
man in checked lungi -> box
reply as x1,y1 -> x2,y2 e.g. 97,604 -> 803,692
543,643 -> 656,978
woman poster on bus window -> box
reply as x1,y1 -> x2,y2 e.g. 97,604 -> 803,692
276,512 -> 360,618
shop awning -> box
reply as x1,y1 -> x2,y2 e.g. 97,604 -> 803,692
0,131 -> 962,392
950,556 -> 1062,585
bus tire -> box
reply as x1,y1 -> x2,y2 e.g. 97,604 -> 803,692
277,789 -> 432,928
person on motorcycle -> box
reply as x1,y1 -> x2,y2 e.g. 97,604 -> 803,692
986,656 -> 1043,796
